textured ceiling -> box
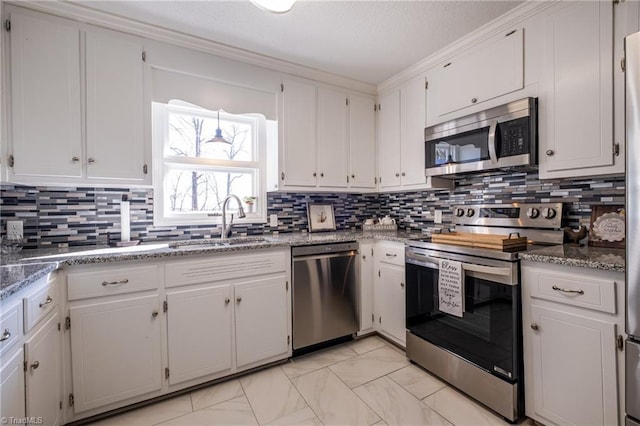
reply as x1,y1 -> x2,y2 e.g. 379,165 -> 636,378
72,0 -> 522,85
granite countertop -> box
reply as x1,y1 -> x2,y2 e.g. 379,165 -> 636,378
520,244 -> 625,273
0,262 -> 58,301
0,230 -> 423,297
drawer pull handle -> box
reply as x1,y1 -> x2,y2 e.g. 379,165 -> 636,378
102,279 -> 129,286
30,361 -> 40,370
39,296 -> 53,308
552,285 -> 584,295
386,253 -> 397,257
0,329 -> 11,342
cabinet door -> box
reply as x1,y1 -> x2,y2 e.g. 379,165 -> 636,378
359,242 -> 374,333
281,80 -> 317,187
25,313 -> 61,426
235,276 -> 289,368
399,76 -> 427,187
317,87 -> 348,188
9,11 -> 82,179
377,90 -> 401,189
529,305 -> 618,426
540,1 -> 613,176
426,29 -> 524,121
85,29 -> 146,183
166,285 -> 233,385
349,95 -> 377,189
378,263 -> 406,346
0,347 -> 25,420
69,295 -> 162,413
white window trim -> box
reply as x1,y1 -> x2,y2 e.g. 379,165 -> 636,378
152,102 -> 267,227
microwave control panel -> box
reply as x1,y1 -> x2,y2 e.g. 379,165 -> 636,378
499,117 -> 530,157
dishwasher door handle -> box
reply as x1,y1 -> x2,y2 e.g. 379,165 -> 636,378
293,251 -> 358,262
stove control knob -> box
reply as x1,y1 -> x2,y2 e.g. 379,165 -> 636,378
466,209 -> 475,217
526,207 -> 540,219
455,208 -> 465,217
541,207 -> 556,219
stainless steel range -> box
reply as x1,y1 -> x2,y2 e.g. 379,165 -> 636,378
405,203 -> 564,422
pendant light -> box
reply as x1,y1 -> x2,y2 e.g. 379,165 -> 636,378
250,0 -> 296,14
206,110 -> 231,144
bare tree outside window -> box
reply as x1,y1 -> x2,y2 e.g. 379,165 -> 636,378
166,110 -> 255,214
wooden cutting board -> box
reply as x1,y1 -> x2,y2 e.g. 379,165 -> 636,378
431,232 -> 527,251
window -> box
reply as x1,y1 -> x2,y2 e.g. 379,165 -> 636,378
153,101 -> 267,226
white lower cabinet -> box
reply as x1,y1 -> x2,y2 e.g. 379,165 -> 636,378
234,276 -> 289,368
69,294 -> 163,413
522,261 -> 625,426
166,285 -> 233,386
64,249 -> 291,423
0,347 -> 26,420
25,313 -> 62,426
374,241 -> 406,347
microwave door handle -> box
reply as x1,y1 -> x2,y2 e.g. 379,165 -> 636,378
488,119 -> 499,163
462,263 -> 512,277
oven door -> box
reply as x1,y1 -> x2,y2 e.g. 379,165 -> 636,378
405,248 -> 522,381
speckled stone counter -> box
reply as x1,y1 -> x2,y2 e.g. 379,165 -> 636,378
0,262 -> 58,301
520,244 -> 625,273
1,231 -> 423,294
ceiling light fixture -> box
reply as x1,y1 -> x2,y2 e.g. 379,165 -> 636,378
205,111 -> 232,144
250,0 -> 296,14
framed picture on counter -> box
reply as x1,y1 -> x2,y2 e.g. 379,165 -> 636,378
307,203 -> 336,232
589,205 -> 625,248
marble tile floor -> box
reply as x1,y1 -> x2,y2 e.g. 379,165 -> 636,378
90,336 -> 532,426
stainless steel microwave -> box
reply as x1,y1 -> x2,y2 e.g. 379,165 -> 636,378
425,97 -> 537,177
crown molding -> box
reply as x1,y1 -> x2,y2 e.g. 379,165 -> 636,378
377,1 -> 558,92
4,0 -> 377,95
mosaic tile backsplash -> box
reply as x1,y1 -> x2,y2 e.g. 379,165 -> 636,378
0,170 -> 625,249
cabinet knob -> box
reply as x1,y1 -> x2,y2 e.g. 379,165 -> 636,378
72,157 -> 80,163
546,150 -> 554,156
152,310 -> 158,318
351,174 -> 355,179
236,297 -> 242,303
30,361 -> 40,370
401,172 -> 406,177
320,172 -> 324,177
400,282 -> 405,288
471,97 -> 478,103
88,157 -> 95,164
362,255 -> 366,260
313,172 -> 317,177
530,323 -> 539,331
395,173 -> 400,177
225,298 -> 230,305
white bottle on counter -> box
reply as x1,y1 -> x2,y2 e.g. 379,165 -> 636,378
121,195 -> 130,242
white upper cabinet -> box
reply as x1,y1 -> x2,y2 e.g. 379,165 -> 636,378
377,77 -> 454,192
348,94 -> 377,189
279,78 -> 376,191
5,7 -> 149,186
85,29 -> 146,183
317,86 -> 349,188
8,10 -> 82,180
280,79 -> 317,187
538,1 -> 616,178
426,28 -> 524,125
377,89 -> 401,189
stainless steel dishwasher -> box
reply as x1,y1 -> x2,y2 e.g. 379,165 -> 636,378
292,242 -> 360,350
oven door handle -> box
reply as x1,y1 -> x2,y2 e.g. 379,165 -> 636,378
488,119 -> 499,164
462,263 -> 512,277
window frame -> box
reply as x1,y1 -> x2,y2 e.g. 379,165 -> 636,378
152,102 -> 267,227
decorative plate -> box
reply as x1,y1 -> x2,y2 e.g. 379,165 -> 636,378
591,212 -> 625,242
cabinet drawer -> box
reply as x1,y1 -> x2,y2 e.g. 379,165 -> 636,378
23,278 -> 58,333
0,304 -> 21,354
529,271 -> 617,314
67,265 -> 160,301
166,251 -> 287,287
377,243 -> 405,266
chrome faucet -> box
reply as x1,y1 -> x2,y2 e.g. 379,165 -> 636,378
221,194 -> 246,240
